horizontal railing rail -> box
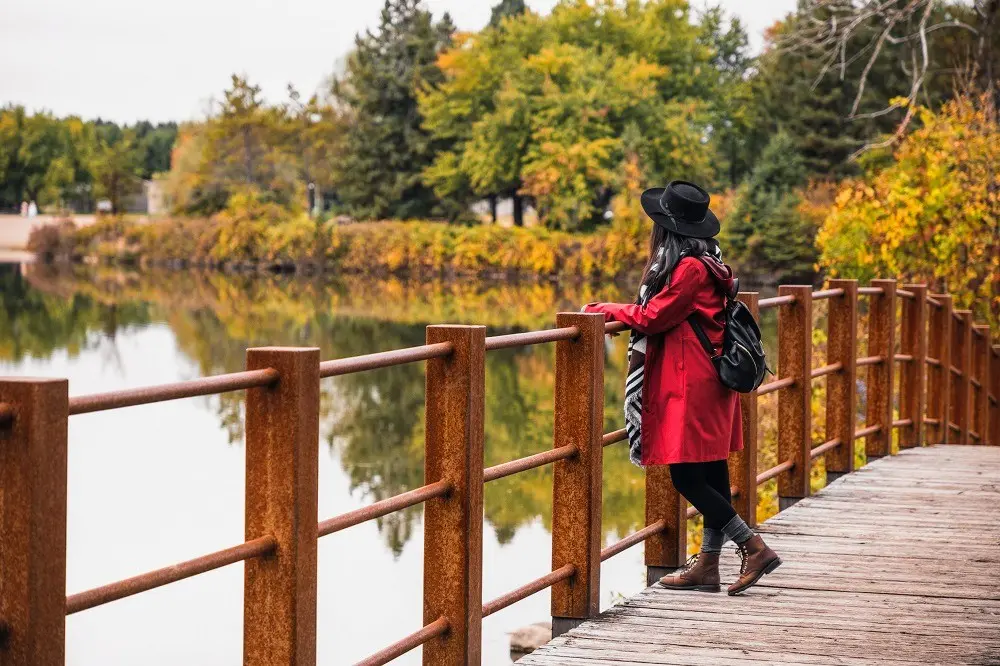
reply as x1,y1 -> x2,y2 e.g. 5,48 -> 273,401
356,617 -> 449,666
482,564 -> 576,618
485,327 -> 579,351
602,428 -> 627,447
65,536 -> 276,615
483,445 -> 577,483
759,294 -> 795,309
757,376 -> 795,395
811,288 -> 844,300
67,368 -> 279,415
317,480 -> 452,538
318,342 -> 453,378
600,521 -> 667,562
0,277 -> 996,666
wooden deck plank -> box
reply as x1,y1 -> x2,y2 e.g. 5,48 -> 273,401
519,446 -> 1000,666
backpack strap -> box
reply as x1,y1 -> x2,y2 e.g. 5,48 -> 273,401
688,318 -> 717,358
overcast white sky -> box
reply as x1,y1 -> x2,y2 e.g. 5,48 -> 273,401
0,0 -> 796,124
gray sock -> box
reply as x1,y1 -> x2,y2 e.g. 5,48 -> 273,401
722,514 -> 754,545
701,527 -> 726,553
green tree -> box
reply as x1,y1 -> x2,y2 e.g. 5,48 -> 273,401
0,107 -> 172,212
282,86 -> 345,216
90,129 -> 143,214
697,6 -> 758,186
206,75 -> 299,208
489,0 -> 526,28
163,76 -> 301,215
133,121 -> 179,178
420,0 -> 720,230
18,112 -> 68,207
723,131 -> 816,281
0,106 -> 29,209
751,1 -> 994,178
332,0 -> 455,220
159,122 -> 227,214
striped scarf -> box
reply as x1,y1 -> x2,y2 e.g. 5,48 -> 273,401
624,244 -> 723,467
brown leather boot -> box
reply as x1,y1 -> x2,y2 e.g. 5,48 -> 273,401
658,552 -> 721,592
728,534 -> 782,595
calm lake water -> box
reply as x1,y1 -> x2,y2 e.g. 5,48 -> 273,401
0,262 -> 784,665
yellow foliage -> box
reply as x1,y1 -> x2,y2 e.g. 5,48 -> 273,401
818,95 -> 999,334
53,210 -> 657,280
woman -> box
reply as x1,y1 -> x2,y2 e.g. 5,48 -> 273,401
584,181 -> 780,596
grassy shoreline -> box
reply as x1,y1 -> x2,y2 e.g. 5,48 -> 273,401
28,213 -> 652,281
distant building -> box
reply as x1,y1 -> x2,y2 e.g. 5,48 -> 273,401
145,180 -> 166,215
110,180 -> 165,215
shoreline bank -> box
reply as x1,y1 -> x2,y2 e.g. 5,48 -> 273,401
26,215 -> 808,287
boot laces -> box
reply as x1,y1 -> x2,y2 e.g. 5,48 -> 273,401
680,553 -> 699,574
737,543 -> 750,575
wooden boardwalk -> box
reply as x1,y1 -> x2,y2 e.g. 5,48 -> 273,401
521,446 -> 1000,666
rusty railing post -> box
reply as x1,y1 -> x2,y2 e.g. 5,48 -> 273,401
927,294 -> 953,445
731,292 -> 758,524
551,312 -> 604,637
423,325 -> 486,664
972,325 -> 990,444
865,279 -> 897,459
777,285 -> 812,510
0,378 -> 69,665
644,466 -> 686,586
825,279 -> 858,482
952,311 -> 973,444
244,347 -> 320,666
899,284 -> 928,448
991,345 -> 999,446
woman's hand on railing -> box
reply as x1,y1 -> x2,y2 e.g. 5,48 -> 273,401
580,303 -> 620,336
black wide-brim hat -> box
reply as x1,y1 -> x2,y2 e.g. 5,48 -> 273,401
640,180 -> 720,239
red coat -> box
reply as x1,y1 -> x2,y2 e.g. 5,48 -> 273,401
585,257 -> 742,465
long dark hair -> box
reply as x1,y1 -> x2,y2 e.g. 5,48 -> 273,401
637,225 -> 718,304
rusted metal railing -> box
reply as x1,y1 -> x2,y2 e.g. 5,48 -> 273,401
66,368 -> 279,415
66,536 -> 277,615
0,276 -> 995,666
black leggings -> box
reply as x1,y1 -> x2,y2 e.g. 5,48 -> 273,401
669,460 -> 736,530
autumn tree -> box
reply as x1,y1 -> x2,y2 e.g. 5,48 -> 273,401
817,95 -> 999,330
205,76 -> 299,207
90,129 -> 143,214
420,0 -> 727,230
282,86 -> 345,216
0,107 -> 99,212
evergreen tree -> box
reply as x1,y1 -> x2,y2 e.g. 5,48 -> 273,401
489,0 -> 526,28
333,0 -> 454,220
753,1 -> 977,178
753,24 -> 896,177
133,121 -> 178,178
697,7 -> 758,187
724,132 -> 816,281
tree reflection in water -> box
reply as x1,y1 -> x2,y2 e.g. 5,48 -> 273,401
7,264 -> 782,555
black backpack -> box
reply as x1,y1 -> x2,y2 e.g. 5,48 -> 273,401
687,268 -> 769,393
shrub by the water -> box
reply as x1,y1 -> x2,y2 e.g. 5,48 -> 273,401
25,219 -> 78,262
36,206 -> 654,280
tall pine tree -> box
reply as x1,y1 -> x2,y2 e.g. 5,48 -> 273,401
488,0 -> 526,29
724,132 -> 816,282
333,0 -> 454,220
